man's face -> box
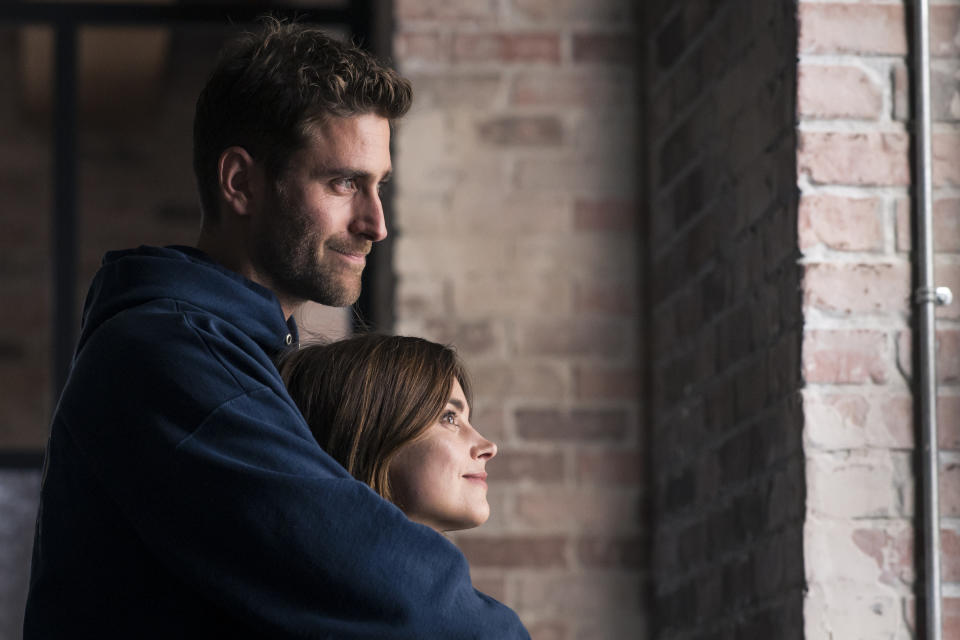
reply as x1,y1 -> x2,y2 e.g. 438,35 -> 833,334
251,114 -> 392,308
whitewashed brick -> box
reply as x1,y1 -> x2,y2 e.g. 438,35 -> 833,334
806,451 -> 913,519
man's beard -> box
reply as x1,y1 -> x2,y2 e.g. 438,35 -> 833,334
253,189 -> 367,308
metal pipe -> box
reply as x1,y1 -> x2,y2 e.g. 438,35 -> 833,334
912,0 -> 945,637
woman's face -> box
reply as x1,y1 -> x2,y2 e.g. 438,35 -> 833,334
388,378 -> 497,532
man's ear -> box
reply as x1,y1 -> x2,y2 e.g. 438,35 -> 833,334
217,146 -> 262,217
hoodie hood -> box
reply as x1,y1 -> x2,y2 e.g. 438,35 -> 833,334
78,245 -> 297,356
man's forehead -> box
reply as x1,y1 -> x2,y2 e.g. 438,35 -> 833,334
303,113 -> 391,143
298,114 -> 392,174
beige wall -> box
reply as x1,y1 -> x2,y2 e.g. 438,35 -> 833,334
391,1 -> 644,637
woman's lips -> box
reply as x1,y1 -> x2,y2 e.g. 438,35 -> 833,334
463,472 -> 488,485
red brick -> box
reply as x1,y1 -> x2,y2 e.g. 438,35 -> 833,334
943,528 -> 960,582
470,402 -> 507,444
470,571 -> 507,602
851,526 -> 914,586
519,234 -> 636,279
396,0 -> 498,21
895,196 -> 911,253
516,318 -> 629,357
405,72 -> 502,109
942,462 -> 960,517
572,32 -> 635,64
891,61 -> 960,125
798,194 -> 883,252
515,155 -> 635,196
936,261 -> 960,321
939,331 -> 960,384
576,534 -> 645,569
572,280 -> 637,316
576,449 -> 643,485
934,199 -> 960,252
573,365 -> 640,400
880,395 -> 915,449
803,262 -> 911,314
510,0 -> 635,24
798,131 -> 910,186
897,329 -> 912,381
457,535 -> 568,568
471,360 -> 569,400
573,199 -> 636,232
514,572 -> 642,613
935,132 -> 960,187
452,271 -> 571,316
799,3 -> 907,55
489,450 -> 565,483
940,395 -> 960,450
892,62 -> 909,121
420,317 -> 504,357
514,489 -> 641,532
931,62 -> 960,123
945,597 -> 960,640
932,5 -> 960,57
798,64 -> 883,120
393,32 -> 450,64
454,33 -> 561,63
476,115 -> 564,146
448,192 -> 572,233
802,329 -> 890,384
515,408 -> 630,442
511,69 -> 632,107
525,620 -> 571,640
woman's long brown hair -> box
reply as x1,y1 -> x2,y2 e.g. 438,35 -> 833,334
276,334 -> 473,503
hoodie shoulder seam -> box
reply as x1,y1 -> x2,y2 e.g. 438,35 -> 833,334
173,300 -> 249,393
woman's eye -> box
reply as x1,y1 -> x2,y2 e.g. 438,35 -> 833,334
441,412 -> 460,429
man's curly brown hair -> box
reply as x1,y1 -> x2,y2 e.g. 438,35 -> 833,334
192,18 -> 412,223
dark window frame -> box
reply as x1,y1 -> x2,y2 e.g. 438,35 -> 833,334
0,1 -> 393,466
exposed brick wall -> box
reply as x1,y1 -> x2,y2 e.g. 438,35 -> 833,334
795,0 -> 960,636
642,1 -> 805,637
927,2 -> 960,636
391,1 -> 644,637
0,27 -> 53,450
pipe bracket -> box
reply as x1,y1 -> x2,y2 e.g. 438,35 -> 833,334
915,286 -> 954,306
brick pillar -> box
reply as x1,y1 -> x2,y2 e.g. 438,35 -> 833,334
797,2 -> 916,636
391,1 -> 644,637
798,1 -> 960,637
642,0 -> 805,637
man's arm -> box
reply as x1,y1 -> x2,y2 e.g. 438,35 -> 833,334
56,310 -> 528,638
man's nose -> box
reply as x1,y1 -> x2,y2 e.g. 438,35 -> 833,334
349,189 -> 387,242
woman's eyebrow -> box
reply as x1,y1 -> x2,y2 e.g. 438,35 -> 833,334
447,398 -> 465,412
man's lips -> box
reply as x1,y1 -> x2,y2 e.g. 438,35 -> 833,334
329,246 -> 369,265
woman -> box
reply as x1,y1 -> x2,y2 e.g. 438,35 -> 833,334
277,334 -> 497,532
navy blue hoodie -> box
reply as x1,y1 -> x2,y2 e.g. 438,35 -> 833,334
24,245 -> 529,639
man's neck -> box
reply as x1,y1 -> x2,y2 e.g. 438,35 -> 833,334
196,227 -> 303,320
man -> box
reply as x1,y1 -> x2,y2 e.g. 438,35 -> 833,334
24,21 -> 529,639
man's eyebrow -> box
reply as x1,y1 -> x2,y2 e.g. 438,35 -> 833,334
312,166 -> 393,181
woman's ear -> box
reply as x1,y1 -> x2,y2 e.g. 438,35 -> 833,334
217,146 -> 261,217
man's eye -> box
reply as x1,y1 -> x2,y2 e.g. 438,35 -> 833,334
332,177 -> 357,192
